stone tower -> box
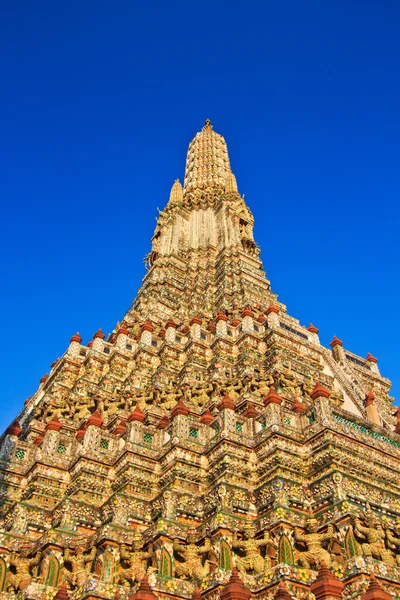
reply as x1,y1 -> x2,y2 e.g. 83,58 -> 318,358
1,121 -> 399,600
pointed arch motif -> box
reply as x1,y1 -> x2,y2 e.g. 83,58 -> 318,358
278,534 -> 294,565
0,557 -> 7,592
345,529 -> 359,558
160,548 -> 172,577
219,540 -> 232,570
45,555 -> 60,588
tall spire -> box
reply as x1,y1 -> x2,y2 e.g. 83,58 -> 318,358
130,119 -> 272,321
184,119 -> 232,192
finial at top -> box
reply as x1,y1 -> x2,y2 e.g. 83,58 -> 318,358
203,118 -> 213,130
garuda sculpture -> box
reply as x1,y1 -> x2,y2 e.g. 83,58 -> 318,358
232,521 -> 271,575
294,517 -> 334,568
63,545 -> 96,588
173,529 -> 211,581
117,533 -> 154,586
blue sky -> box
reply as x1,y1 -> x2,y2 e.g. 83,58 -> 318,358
1,1 -> 399,431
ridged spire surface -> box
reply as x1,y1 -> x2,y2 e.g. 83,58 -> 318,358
184,119 -> 231,192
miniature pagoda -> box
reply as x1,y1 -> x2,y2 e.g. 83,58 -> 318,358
1,120 -> 399,600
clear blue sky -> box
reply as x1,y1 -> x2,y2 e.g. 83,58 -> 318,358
1,1 -> 399,431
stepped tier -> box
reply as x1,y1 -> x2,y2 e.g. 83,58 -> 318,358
0,121 -> 399,600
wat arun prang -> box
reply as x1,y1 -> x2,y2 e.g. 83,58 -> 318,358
1,121 -> 399,600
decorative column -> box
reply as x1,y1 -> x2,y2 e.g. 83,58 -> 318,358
5,421 -> 22,438
241,307 -> 254,332
140,321 -> 153,345
310,381 -> 332,423
115,323 -> 129,349
1,421 -> 23,461
263,386 -> 283,427
220,568 -> 251,600
39,373 -> 49,387
41,416 -> 63,454
92,328 -> 105,351
216,312 -> 228,336
330,336 -> 345,362
266,304 -> 280,328
393,407 -> 400,434
366,352 -> 380,375
310,563 -> 344,600
218,393 -> 236,435
83,409 -> 104,448
307,323 -> 320,345
127,404 -> 146,443
165,319 -> 177,344
68,332 -> 82,356
365,390 -> 381,426
360,575 -> 391,600
190,315 -> 202,339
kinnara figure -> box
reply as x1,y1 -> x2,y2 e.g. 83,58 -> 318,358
294,517 -> 334,568
385,519 -> 400,565
117,533 -> 154,586
232,521 -> 271,575
63,545 -> 96,588
7,548 -> 41,592
353,510 -> 393,563
173,529 -> 211,581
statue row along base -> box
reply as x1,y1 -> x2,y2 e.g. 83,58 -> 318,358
3,512 -> 400,592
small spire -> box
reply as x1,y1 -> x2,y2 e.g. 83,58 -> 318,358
220,568 -> 251,600
310,381 -> 331,400
70,332 -> 82,344
117,323 -> 129,337
76,427 -> 87,440
218,393 -> 236,411
291,398 -> 307,413
266,304 -> 280,315
360,574 -> 391,600
310,561 -> 344,600
199,409 -> 215,424
156,415 -> 170,429
53,582 -> 70,600
6,421 -> 22,437
193,587 -> 202,600
243,402 -> 260,418
203,118 -> 213,130
34,432 -> 45,445
128,404 -> 146,423
171,397 -> 190,417
169,179 -> 183,204
86,409 -> 104,428
330,335 -> 343,348
93,328 -> 105,340
45,416 -> 62,432
128,575 -> 158,600
190,315 -> 202,326
113,418 -> 127,435
226,171 -> 238,193
366,352 -> 378,363
263,386 -> 283,406
274,582 -> 293,599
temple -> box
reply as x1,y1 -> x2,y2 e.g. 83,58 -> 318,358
0,120 -> 399,600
